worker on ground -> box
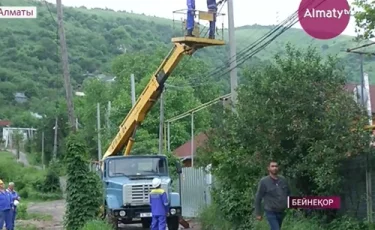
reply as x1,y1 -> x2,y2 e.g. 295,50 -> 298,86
149,178 -> 169,230
0,179 -> 12,230
7,182 -> 20,230
254,161 -> 291,230
186,0 -> 219,38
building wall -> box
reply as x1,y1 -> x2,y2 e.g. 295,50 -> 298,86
182,159 -> 192,167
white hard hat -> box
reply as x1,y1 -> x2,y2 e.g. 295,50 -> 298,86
14,200 -> 19,206
152,178 -> 161,188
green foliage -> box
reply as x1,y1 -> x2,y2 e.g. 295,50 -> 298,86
64,133 -> 103,230
353,0 -> 375,39
197,45 -> 372,229
198,202 -> 232,230
199,203 -> 368,230
0,152 -> 61,201
80,219 -> 113,230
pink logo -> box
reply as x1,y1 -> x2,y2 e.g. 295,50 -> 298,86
298,0 -> 350,40
288,196 -> 341,209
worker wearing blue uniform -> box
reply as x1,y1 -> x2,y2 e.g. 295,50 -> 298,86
7,182 -> 20,230
0,179 -> 12,230
186,0 -> 218,38
207,0 -> 217,38
149,178 -> 169,230
186,0 -> 196,36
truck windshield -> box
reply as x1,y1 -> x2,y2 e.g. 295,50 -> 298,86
108,158 -> 168,177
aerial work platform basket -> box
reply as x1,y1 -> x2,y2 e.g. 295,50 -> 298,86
172,8 -> 225,51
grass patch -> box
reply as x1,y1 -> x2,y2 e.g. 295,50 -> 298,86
80,220 -> 113,230
199,203 -> 368,230
17,202 -> 53,221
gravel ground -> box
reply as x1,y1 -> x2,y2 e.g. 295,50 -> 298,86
17,199 -> 201,230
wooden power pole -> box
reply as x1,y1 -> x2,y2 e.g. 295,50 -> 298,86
56,0 -> 76,131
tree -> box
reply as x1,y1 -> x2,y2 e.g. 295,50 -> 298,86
197,45 -> 371,229
64,133 -> 103,230
353,0 -> 375,39
12,130 -> 24,160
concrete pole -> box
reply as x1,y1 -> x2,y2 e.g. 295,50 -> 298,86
53,116 -> 58,159
106,101 -> 112,130
361,54 -> 373,223
167,122 -> 171,153
41,131 -> 45,170
97,103 -> 102,160
56,0 -> 76,131
227,0 -> 238,110
158,90 -> 165,155
131,74 -> 136,105
191,112 -> 194,167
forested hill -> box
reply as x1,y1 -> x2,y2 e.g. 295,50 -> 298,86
0,0 -> 373,126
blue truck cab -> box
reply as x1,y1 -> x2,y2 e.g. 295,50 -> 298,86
101,155 -> 182,229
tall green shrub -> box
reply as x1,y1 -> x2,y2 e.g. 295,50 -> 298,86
64,134 -> 103,230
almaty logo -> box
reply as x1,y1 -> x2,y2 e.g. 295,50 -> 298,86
298,0 -> 350,40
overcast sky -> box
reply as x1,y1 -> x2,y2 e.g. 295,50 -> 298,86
45,0 -> 358,37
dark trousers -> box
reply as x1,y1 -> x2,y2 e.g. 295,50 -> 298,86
265,210 -> 285,230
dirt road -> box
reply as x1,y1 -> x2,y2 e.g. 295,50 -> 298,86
19,199 -> 200,230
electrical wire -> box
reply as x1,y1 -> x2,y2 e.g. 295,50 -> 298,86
181,0 -> 327,88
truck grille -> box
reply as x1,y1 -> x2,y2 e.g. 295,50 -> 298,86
123,183 -> 169,205
123,184 -> 152,205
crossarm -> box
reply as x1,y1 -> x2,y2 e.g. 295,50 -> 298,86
102,43 -> 188,159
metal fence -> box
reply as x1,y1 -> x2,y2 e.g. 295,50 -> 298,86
181,167 -> 213,218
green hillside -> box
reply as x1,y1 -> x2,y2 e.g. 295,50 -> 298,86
0,0 -> 373,126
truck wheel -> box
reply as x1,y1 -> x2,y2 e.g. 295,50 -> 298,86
141,218 -> 151,229
167,216 -> 179,230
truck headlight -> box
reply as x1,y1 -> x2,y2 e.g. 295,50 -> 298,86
170,208 -> 176,215
119,211 -> 126,217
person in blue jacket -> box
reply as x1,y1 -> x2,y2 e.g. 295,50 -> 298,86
149,178 -> 169,230
0,179 -> 12,230
207,0 -> 217,38
186,0 -> 196,36
7,182 -> 20,230
186,0 -> 219,38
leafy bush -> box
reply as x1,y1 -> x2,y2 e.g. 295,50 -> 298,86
198,203 -> 232,230
199,205 -> 368,230
80,220 -> 113,230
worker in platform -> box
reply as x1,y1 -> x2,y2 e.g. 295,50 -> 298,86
149,178 -> 169,230
186,0 -> 218,38
186,0 -> 196,36
207,0 -> 217,39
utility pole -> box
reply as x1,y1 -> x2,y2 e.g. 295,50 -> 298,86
106,101 -> 111,132
56,0 -> 76,131
191,113 -> 194,167
227,0 -> 238,110
158,89 -> 165,155
97,103 -> 102,160
41,131 -> 45,169
347,43 -> 375,224
53,117 -> 58,159
131,74 -> 136,105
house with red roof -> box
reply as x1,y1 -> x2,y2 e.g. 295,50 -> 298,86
173,132 -> 208,167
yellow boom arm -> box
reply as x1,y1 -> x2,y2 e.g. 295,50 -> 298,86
102,37 -> 225,160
